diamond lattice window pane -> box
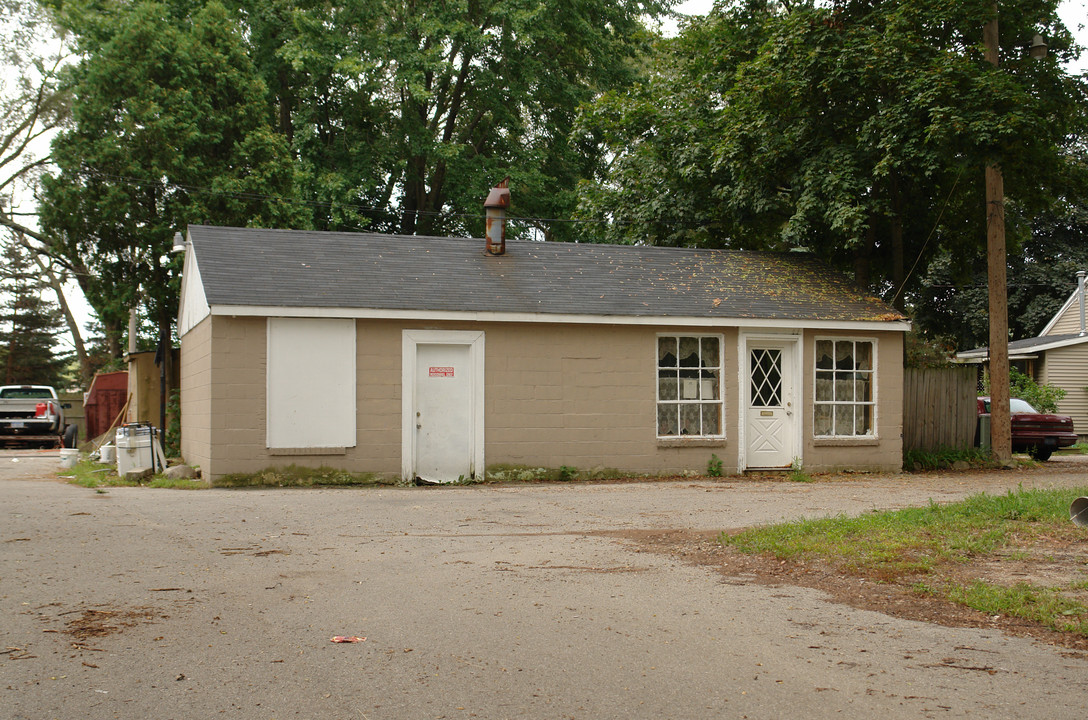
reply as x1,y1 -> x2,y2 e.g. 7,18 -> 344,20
750,349 -> 782,407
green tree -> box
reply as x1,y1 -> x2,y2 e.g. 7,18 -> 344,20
0,235 -> 70,386
578,0 -> 1088,309
240,0 -> 673,239
913,201 -> 1088,349
0,2 -> 98,382
40,0 -> 300,358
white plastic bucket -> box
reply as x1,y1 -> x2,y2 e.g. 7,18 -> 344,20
59,448 -> 79,469
99,444 -> 116,463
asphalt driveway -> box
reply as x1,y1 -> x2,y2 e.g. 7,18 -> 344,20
3,451 -> 1088,719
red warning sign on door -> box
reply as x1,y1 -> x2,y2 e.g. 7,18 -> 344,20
429,366 -> 455,377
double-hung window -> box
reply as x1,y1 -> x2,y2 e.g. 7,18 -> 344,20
657,335 -> 723,437
814,338 -> 875,437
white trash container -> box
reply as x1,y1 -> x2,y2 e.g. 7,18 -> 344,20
59,448 -> 79,469
116,424 -> 154,475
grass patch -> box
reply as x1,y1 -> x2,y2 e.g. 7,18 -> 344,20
61,458 -> 141,489
720,487 -> 1088,635
787,458 -> 812,483
212,465 -> 393,488
61,457 -> 209,490
915,580 -> 1088,634
903,446 -> 994,471
1058,442 -> 1088,456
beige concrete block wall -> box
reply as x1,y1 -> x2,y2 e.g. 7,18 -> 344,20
207,316 -> 267,477
185,315 -> 903,479
197,318 -> 407,480
801,330 -> 904,472
352,322 -> 402,471
483,322 -> 740,475
179,315 -> 212,472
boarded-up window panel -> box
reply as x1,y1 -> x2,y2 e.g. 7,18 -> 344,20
267,318 -> 356,448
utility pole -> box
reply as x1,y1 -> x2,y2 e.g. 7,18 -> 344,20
984,4 -> 1012,465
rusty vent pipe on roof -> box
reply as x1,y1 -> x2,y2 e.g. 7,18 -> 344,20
484,177 -> 511,256
1078,270 -> 1086,336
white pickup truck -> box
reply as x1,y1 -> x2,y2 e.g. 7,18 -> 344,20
0,385 -> 77,448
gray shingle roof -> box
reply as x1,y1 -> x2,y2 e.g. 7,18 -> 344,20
188,225 -> 905,323
960,333 -> 1088,357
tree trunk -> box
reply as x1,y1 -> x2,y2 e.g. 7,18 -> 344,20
854,219 -> 876,289
889,172 -> 906,311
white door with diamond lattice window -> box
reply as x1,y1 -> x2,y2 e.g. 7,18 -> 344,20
744,340 -> 797,469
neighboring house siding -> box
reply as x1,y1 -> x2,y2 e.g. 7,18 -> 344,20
1045,299 -> 1087,336
180,315 -> 212,472
1040,343 -> 1088,439
802,330 -> 904,472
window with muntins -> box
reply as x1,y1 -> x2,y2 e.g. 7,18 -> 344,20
814,339 -> 875,437
657,335 -> 723,437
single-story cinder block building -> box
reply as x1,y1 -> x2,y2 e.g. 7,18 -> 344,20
177,222 -> 910,482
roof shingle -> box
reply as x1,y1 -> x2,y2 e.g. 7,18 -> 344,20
188,225 -> 905,323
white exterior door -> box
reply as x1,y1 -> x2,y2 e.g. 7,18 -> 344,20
403,331 -> 484,483
744,339 -> 798,469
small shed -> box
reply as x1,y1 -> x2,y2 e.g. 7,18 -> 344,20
126,349 -> 180,428
177,224 -> 910,482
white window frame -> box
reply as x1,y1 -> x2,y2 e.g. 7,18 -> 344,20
813,336 -> 877,438
656,333 -> 725,439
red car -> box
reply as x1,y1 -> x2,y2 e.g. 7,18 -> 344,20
977,397 -> 1078,461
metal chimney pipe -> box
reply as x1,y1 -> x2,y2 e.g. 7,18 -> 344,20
1078,270 -> 1086,336
484,177 -> 511,256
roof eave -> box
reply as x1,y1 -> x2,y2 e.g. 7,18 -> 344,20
206,303 -> 911,331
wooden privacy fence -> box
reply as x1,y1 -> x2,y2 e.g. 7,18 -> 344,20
903,366 -> 978,453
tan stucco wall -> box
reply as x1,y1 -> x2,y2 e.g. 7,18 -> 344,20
801,330 -> 904,473
182,317 -> 905,480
